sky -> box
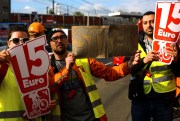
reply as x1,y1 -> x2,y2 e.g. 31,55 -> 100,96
11,0 -> 178,16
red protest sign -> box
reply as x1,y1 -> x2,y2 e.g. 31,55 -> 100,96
153,40 -> 174,64
154,2 -> 180,42
8,35 -> 51,119
9,35 -> 50,93
23,88 -> 50,119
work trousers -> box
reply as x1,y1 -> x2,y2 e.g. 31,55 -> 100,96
131,98 -> 174,121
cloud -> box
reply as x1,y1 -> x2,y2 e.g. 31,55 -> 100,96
12,0 -> 178,15
79,3 -> 112,16
111,0 -> 155,13
24,6 -> 30,10
112,0 -> 177,13
78,0 -> 152,15
22,5 -> 46,14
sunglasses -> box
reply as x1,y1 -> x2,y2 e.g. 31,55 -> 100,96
51,35 -> 67,42
9,38 -> 29,44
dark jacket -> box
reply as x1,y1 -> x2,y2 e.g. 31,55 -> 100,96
131,31 -> 179,99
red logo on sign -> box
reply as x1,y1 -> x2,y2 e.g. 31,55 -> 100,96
23,88 -> 50,119
153,40 -> 174,64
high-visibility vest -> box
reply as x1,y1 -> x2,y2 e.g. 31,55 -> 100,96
0,66 -> 41,121
138,43 -> 176,94
46,58 -> 106,120
75,59 -> 106,118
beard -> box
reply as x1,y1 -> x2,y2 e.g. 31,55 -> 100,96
145,32 -> 153,39
53,45 -> 67,55
54,49 -> 66,55
144,27 -> 154,39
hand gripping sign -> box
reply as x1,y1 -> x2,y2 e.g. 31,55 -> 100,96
153,1 -> 180,64
8,35 -> 50,119
153,40 -> 175,64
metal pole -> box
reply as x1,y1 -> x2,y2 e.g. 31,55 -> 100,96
67,5 -> 69,15
46,7 -> 49,14
60,5 -> 61,15
87,12 -> 89,26
52,0 -> 54,14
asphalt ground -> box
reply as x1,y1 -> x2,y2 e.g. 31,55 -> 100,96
95,57 -> 180,121
95,57 -> 131,121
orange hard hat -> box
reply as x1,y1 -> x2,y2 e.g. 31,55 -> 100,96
28,22 -> 45,35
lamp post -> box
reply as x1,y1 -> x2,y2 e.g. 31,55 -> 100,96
46,7 -> 49,14
87,12 -> 89,26
52,0 -> 54,14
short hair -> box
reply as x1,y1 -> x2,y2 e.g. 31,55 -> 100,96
143,11 -> 155,17
7,25 -> 29,40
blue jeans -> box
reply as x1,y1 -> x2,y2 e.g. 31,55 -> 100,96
131,98 -> 173,121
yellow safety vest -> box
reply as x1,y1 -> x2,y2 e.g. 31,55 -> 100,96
138,43 -> 176,94
76,58 -> 106,118
47,58 -> 106,120
0,66 -> 41,121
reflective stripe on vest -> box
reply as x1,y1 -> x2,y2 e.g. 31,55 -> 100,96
144,74 -> 174,84
153,74 -> 174,83
151,65 -> 171,72
75,59 -> 106,118
86,85 -> 103,108
86,85 -> 97,92
144,80 -> 151,85
0,110 -> 24,118
138,43 -> 176,94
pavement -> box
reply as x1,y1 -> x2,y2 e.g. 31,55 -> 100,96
94,74 -> 132,121
173,109 -> 180,121
95,74 -> 180,121
94,58 -> 180,121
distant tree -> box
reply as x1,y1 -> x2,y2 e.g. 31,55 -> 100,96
130,11 -> 142,15
73,11 -> 84,16
49,8 -> 54,14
